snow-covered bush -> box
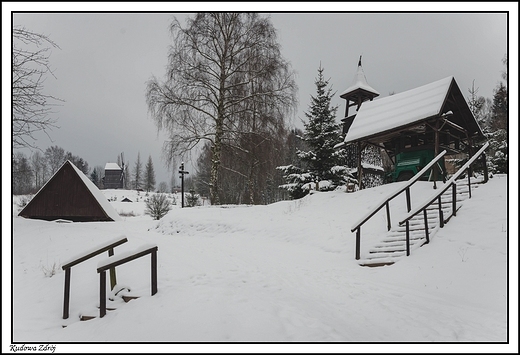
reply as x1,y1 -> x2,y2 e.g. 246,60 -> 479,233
185,190 -> 201,207
145,193 -> 171,220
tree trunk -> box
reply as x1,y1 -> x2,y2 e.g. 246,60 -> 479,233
210,119 -> 223,205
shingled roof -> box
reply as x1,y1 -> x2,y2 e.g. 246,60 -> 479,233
343,76 -> 484,146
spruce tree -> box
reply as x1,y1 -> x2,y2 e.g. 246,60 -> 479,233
298,65 -> 350,189
134,152 -> 142,190
144,155 -> 156,192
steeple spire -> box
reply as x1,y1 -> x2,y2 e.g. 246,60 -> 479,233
340,56 -> 380,118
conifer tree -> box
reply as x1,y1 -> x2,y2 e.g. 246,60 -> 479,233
144,155 -> 156,192
298,64 -> 342,184
278,65 -> 354,198
134,152 -> 142,190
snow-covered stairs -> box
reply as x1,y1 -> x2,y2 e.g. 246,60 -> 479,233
358,182 -> 478,267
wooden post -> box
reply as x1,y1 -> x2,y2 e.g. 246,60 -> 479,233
100,271 -> 106,318
386,201 -> 391,231
423,209 -> 429,244
108,248 -> 117,291
151,248 -> 158,296
355,228 -> 361,260
62,268 -> 71,319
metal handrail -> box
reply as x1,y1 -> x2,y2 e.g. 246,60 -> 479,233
397,141 -> 489,257
399,142 -> 489,225
351,150 -> 447,260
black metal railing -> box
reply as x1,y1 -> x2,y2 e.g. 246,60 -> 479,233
351,150 -> 447,260
398,142 -> 489,256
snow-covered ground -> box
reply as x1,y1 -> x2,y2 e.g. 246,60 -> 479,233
5,175 -> 517,353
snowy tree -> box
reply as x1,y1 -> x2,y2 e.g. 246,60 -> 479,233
144,155 -> 156,192
90,169 -> 100,188
13,152 -> 33,195
30,151 -> 48,190
278,65 -> 354,198
44,145 -> 65,175
466,55 -> 508,175
65,151 -> 89,175
146,13 -> 297,205
276,164 -> 313,199
133,152 -> 142,190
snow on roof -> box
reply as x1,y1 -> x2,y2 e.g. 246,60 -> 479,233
69,161 -> 122,221
344,76 -> 454,144
340,59 -> 380,97
105,162 -> 121,170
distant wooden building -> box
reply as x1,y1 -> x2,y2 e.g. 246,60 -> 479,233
103,162 -> 123,189
18,160 -> 121,222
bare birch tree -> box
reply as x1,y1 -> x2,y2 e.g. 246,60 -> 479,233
146,13 -> 297,204
12,26 -> 62,150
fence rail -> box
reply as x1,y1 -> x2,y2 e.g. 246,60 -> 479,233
97,245 -> 158,318
61,236 -> 128,319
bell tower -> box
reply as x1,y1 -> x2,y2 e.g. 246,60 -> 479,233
340,56 -> 379,134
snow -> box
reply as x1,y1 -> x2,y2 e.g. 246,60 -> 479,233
6,175 -> 516,352
344,76 -> 453,144
104,163 -> 121,171
340,61 -> 380,97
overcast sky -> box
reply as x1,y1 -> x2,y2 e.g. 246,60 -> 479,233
5,3 -> 515,186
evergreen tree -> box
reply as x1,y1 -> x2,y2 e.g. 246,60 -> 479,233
278,65 -> 354,198
90,169 -> 99,187
13,152 -> 33,195
298,64 -> 343,186
134,152 -> 143,190
144,155 -> 156,192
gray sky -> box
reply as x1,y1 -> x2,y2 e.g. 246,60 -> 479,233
5,4 -> 514,186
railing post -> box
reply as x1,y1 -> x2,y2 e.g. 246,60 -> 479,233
108,248 -> 117,291
405,187 -> 411,212
100,270 -> 107,318
63,268 -> 71,319
438,196 -> 444,228
355,228 -> 361,260
151,248 -> 158,296
386,201 -> 391,231
467,168 -> 472,198
405,221 -> 410,256
452,184 -> 457,217
423,209 -> 429,244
